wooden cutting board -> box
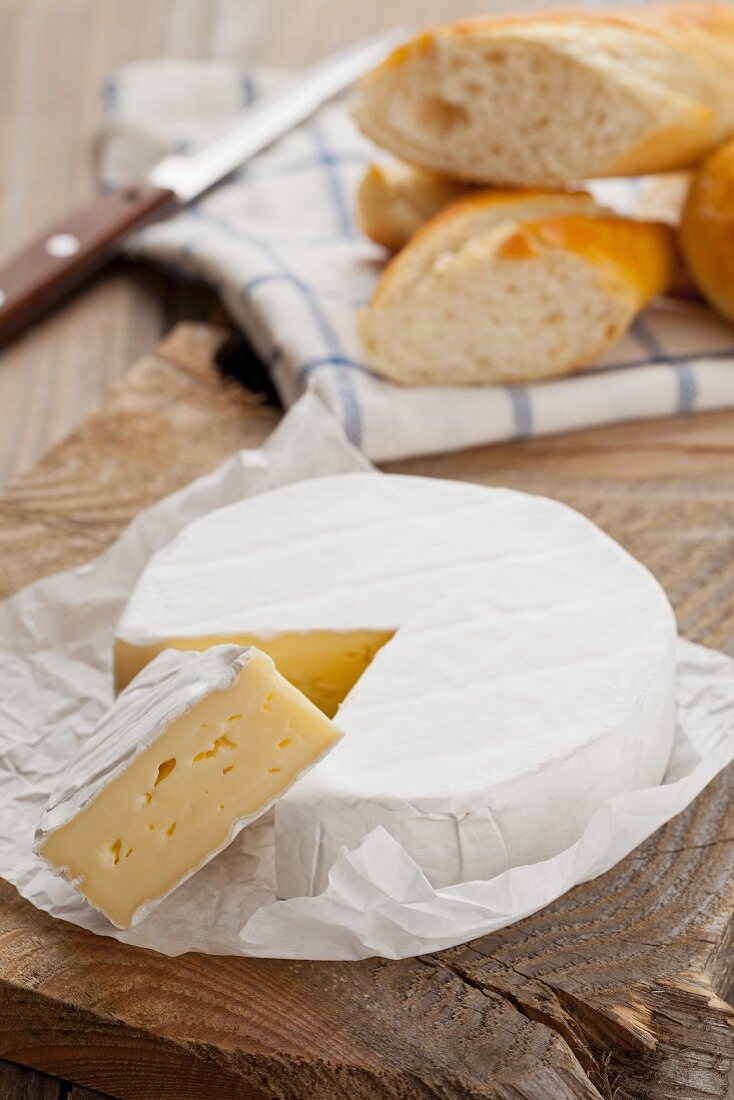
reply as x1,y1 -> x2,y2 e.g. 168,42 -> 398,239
0,323 -> 732,1100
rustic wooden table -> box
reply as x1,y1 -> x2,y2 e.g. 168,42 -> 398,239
1,3 -> 732,1099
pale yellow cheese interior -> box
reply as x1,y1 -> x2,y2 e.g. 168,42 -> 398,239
115,630 -> 395,718
40,652 -> 341,928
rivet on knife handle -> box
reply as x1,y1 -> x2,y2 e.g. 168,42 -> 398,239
0,185 -> 175,346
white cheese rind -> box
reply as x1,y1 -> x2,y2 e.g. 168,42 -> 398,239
116,474 -> 677,898
37,646 -> 252,836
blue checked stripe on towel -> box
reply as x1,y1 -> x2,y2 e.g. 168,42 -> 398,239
99,59 -> 734,462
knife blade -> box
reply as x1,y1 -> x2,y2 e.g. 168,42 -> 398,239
0,28 -> 406,347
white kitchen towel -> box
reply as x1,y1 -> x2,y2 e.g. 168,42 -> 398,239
100,58 -> 734,463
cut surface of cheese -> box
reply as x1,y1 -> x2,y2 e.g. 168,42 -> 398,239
114,473 -> 677,899
36,645 -> 341,927
116,630 -> 394,718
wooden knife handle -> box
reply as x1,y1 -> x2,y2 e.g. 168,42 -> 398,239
0,184 -> 176,346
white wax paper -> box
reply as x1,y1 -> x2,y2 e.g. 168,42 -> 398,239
1,392 -> 732,961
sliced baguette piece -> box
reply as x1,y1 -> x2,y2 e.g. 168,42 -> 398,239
358,161 -> 473,251
679,137 -> 734,323
358,159 -> 697,298
353,4 -> 734,186
358,191 -> 675,386
360,181 -> 602,254
359,161 -> 693,247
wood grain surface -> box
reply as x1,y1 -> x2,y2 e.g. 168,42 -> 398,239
0,1060 -> 106,1100
0,323 -> 732,1100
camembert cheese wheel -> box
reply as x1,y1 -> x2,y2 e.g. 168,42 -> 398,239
115,474 -> 677,898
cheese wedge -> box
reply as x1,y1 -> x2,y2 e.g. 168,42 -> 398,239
35,645 -> 341,928
116,630 -> 394,719
114,473 -> 677,899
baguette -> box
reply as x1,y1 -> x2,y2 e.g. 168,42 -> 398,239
358,191 -> 675,386
353,4 -> 734,186
358,161 -> 472,251
358,160 -> 698,300
679,137 -> 734,323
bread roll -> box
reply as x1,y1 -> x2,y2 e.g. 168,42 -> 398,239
635,171 -> 699,299
358,191 -> 675,386
357,162 -> 473,251
353,4 -> 734,186
680,137 -> 734,323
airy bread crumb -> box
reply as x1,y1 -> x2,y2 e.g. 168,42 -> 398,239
359,191 -> 675,386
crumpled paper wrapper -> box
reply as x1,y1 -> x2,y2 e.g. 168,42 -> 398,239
1,392 -> 733,961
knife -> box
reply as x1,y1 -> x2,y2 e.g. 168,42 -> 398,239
0,29 -> 406,347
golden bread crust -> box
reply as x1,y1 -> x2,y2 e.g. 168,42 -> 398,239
680,136 -> 734,323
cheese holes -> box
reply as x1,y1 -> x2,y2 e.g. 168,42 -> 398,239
278,739 -> 291,749
262,694 -> 274,713
193,733 -> 237,763
155,758 -> 176,786
109,840 -> 133,865
268,767 -> 281,774
222,765 -> 234,775
227,714 -> 242,722
167,822 -> 177,838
